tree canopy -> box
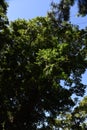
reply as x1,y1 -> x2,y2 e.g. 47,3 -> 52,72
0,16 -> 87,130
0,0 -> 87,130
55,96 -> 87,129
49,0 -> 87,22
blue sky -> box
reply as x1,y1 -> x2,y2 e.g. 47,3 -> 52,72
7,0 -> 87,87
70,2 -> 87,29
7,0 -> 87,29
7,0 -> 52,20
